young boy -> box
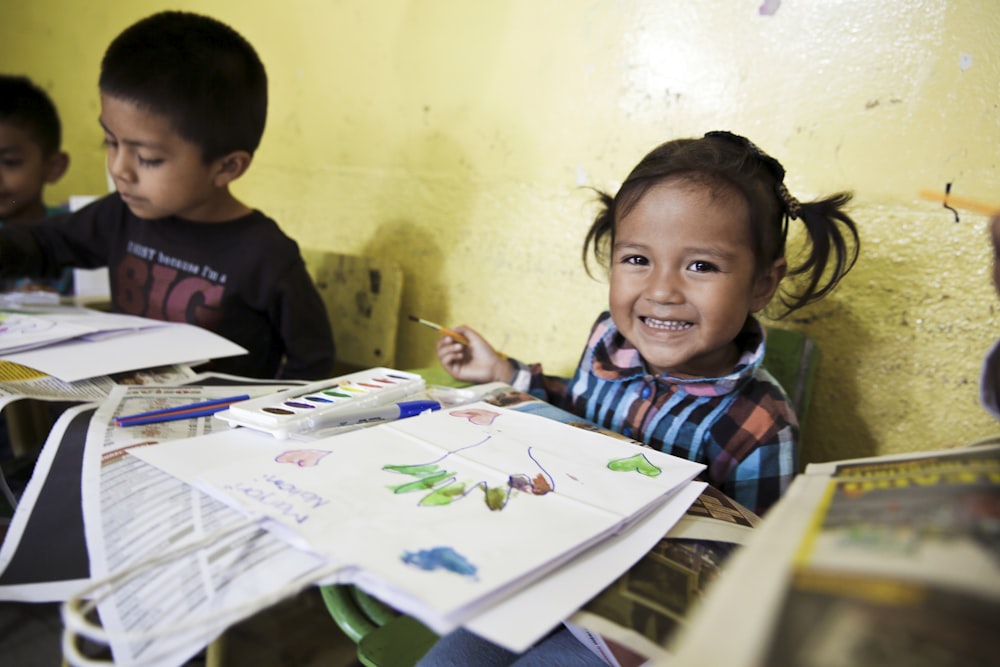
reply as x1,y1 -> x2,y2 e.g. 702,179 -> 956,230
0,12 -> 335,380
0,75 -> 73,294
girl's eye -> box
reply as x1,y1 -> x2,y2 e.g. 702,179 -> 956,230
689,260 -> 719,273
621,254 -> 649,266
137,155 -> 163,167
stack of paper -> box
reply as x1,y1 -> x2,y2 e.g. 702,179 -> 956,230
0,308 -> 246,381
131,400 -> 706,650
0,309 -> 164,355
4,380 -> 704,666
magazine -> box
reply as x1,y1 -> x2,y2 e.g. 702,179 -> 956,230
668,441 -> 1000,667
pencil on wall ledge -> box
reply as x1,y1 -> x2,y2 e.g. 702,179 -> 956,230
918,189 -> 1000,216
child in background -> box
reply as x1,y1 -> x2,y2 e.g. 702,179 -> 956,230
0,75 -> 73,294
425,132 -> 861,665
0,75 -> 73,467
981,212 -> 1000,420
0,12 -> 334,380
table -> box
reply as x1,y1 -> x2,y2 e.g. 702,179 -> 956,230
0,374 -> 760,667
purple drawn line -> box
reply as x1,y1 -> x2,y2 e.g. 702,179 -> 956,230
525,446 -> 555,492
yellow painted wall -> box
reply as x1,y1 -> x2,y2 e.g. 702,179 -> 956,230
2,0 -> 998,464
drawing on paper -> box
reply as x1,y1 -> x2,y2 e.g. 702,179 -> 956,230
0,312 -> 56,336
402,546 -> 478,580
608,453 -> 663,477
384,407 -> 554,510
275,449 -> 331,467
383,408 -> 663,511
449,407 -> 501,426
128,399 -> 706,619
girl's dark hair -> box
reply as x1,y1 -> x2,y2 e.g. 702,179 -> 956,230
583,131 -> 860,317
99,11 -> 267,163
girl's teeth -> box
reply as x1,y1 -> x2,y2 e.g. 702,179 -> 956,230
644,318 -> 692,331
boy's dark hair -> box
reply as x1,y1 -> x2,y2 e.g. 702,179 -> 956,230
0,74 -> 62,156
583,131 -> 860,317
99,11 -> 267,163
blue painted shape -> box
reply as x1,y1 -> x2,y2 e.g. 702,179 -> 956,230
401,546 -> 478,579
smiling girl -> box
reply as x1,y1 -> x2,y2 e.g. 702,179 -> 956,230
436,131 -> 860,517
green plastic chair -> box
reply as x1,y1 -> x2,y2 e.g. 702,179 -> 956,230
318,326 -> 818,666
760,325 -> 818,435
319,584 -> 438,667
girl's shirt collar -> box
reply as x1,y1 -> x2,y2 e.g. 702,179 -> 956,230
590,314 -> 765,398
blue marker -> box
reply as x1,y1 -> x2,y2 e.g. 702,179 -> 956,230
299,399 -> 441,433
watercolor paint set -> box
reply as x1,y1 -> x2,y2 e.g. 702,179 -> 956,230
215,367 -> 426,439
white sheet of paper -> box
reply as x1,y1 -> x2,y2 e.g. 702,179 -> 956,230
133,402 -> 704,642
1,322 -> 246,382
463,481 -> 706,652
0,309 -> 166,354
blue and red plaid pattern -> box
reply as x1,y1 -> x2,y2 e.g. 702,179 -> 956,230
510,311 -> 798,515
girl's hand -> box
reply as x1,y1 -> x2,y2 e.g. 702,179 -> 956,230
435,325 -> 513,384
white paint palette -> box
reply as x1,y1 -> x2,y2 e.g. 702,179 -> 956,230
215,367 -> 425,439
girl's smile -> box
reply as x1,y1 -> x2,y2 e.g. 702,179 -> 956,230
640,317 -> 694,332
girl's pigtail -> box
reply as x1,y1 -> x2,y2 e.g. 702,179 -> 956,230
583,190 -> 616,280
776,191 -> 860,316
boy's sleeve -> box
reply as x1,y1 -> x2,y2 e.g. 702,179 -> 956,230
0,219 -> 63,278
275,262 -> 336,381
0,198 -> 112,278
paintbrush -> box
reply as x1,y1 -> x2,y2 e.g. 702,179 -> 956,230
408,315 -> 471,345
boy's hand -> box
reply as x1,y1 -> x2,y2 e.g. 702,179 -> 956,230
435,325 -> 513,384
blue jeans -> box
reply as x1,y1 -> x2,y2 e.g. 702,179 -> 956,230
416,626 -> 608,667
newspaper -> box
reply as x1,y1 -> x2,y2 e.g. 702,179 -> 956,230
74,382 -> 337,667
0,376 -> 335,666
0,364 -> 199,603
0,361 -> 195,406
668,442 -> 1000,667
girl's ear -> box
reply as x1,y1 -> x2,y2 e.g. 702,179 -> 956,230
750,257 -> 787,312
44,151 -> 70,184
211,151 -> 253,187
